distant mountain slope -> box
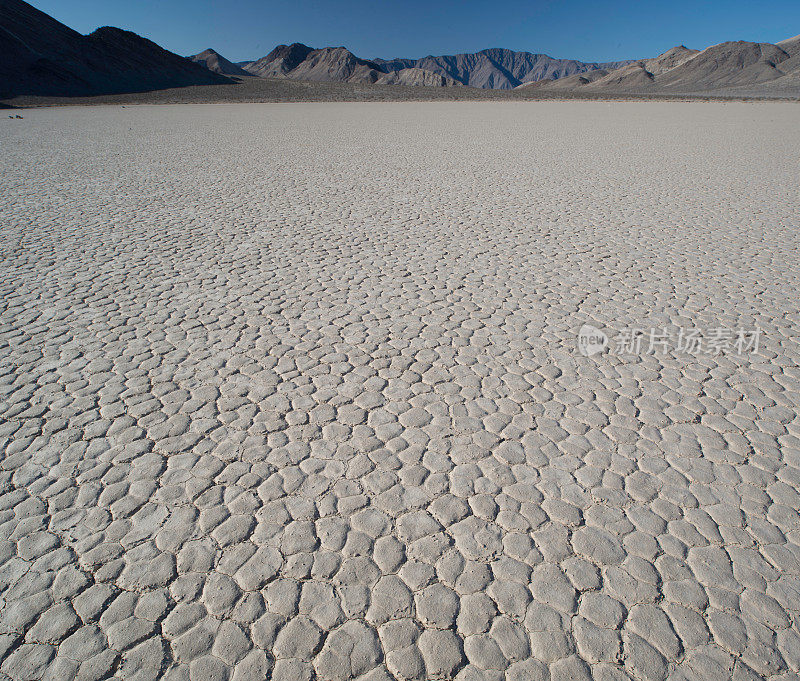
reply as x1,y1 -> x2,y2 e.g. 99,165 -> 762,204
376,68 -> 460,87
242,43 -> 460,86
242,44 -> 633,89
244,43 -> 315,77
517,68 -> 611,90
534,38 -> 800,96
642,45 -> 699,75
189,49 -> 250,77
584,62 -> 656,90
776,34 -> 800,55
0,0 -> 230,97
282,46 -> 384,83
375,48 -> 634,89
657,41 -> 790,89
244,44 -> 384,83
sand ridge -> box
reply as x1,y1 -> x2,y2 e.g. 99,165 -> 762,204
1,102 -> 799,681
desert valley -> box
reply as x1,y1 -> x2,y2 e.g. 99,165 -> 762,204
2,0 -> 800,103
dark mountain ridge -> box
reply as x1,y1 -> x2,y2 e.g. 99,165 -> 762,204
0,0 -> 230,98
242,43 -> 388,83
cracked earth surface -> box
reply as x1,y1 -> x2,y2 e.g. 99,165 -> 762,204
1,101 -> 799,681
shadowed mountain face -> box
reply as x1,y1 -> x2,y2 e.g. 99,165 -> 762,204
374,48 -> 634,89
190,49 -> 250,77
243,43 -> 315,77
0,0 -> 230,98
243,43 -> 386,83
275,46 -> 384,83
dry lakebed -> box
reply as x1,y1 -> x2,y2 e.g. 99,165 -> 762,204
1,101 -> 799,681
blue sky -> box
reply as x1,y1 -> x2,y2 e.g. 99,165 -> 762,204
35,0 -> 800,63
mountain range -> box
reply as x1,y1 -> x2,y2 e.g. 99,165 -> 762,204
1,0 -> 798,100
525,37 -> 800,95
373,49 -> 634,89
193,38 -> 800,97
0,0 -> 229,98
225,43 -> 632,90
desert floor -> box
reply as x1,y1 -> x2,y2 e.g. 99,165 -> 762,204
1,102 -> 799,681
5,75 -> 796,108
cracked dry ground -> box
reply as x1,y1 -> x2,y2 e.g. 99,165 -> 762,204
1,101 -> 799,681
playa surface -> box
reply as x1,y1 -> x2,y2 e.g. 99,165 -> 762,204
1,101 -> 799,681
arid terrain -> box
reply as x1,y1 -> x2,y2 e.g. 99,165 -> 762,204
3,76 -> 794,109
1,101 -> 800,681
3,0 -> 799,103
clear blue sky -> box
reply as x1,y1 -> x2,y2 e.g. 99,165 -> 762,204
34,0 -> 800,63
